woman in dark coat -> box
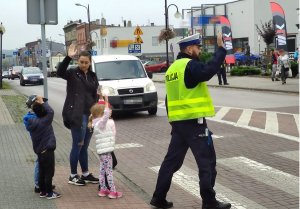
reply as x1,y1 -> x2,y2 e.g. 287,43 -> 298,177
57,43 -> 99,186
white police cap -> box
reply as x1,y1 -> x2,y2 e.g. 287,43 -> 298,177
177,33 -> 202,49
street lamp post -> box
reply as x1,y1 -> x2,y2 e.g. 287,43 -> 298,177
0,22 -> 5,89
165,0 -> 181,68
75,3 -> 91,51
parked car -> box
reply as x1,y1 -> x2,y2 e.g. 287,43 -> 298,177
19,67 -> 44,86
2,70 -> 9,79
144,60 -> 169,73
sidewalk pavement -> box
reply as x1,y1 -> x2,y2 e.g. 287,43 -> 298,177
0,89 -> 150,209
152,73 -> 299,94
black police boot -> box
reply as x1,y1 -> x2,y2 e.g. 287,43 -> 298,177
150,197 -> 173,209
202,200 -> 231,209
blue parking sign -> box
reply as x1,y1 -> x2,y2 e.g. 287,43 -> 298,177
91,50 -> 97,56
128,44 -> 141,53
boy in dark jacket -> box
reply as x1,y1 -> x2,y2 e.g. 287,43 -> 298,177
23,95 -> 61,199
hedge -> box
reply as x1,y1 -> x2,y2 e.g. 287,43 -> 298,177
230,66 -> 261,76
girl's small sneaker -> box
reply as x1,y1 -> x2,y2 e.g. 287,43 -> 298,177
98,189 -> 110,197
108,191 -> 123,199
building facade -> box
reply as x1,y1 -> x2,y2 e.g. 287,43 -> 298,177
191,0 -> 298,54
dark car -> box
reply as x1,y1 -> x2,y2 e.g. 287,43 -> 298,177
19,67 -> 44,86
144,60 -> 169,73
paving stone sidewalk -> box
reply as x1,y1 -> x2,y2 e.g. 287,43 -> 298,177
0,89 -> 150,209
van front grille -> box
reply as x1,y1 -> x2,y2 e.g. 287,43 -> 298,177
118,88 -> 144,95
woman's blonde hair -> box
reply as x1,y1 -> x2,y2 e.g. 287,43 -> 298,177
88,103 -> 105,129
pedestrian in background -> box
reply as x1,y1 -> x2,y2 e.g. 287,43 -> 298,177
150,33 -> 231,209
88,97 -> 122,199
294,48 -> 298,62
217,62 -> 229,85
57,43 -> 99,186
23,95 -> 61,199
244,43 -> 251,65
271,49 -> 280,81
278,49 -> 290,85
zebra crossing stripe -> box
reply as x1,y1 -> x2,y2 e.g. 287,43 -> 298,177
265,111 -> 278,133
273,150 -> 299,162
218,156 -> 299,197
214,107 -> 230,120
294,114 -> 299,130
237,109 -> 253,126
149,165 -> 266,209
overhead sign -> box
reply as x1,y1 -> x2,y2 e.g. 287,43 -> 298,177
128,44 -> 141,53
134,26 -> 143,35
134,35 -> 143,44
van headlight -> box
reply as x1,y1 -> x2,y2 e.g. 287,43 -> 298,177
102,86 -> 116,96
40,74 -> 44,79
145,81 -> 156,93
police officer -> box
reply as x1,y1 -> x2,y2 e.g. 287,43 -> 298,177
150,33 -> 231,209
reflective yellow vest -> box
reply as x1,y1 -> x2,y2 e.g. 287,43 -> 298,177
165,58 -> 215,122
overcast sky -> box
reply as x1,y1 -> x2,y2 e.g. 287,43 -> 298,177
1,0 -> 232,50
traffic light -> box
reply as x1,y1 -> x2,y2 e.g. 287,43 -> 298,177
47,60 -> 50,68
2,54 -> 5,59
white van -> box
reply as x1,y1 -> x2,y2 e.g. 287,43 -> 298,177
92,55 -> 158,115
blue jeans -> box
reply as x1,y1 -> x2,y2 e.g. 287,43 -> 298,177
34,158 -> 39,187
70,115 -> 92,175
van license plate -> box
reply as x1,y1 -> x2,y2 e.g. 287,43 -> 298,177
124,97 -> 142,104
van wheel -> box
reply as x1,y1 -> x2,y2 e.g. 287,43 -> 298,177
148,107 -> 157,115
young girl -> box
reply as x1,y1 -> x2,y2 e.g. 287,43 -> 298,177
88,97 -> 122,199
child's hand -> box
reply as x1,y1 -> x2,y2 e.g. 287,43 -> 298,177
35,96 -> 44,104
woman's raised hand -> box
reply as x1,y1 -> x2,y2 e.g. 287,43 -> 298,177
68,43 -> 78,58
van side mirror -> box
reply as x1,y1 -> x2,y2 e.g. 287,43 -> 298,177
147,71 -> 153,79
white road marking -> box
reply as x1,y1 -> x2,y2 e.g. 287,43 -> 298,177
265,111 -> 278,133
273,150 -> 299,162
213,107 -> 230,120
158,103 -> 299,142
209,117 -> 299,142
236,109 -> 253,126
218,156 -> 299,197
115,143 -> 143,149
293,114 -> 299,131
150,165 -> 266,209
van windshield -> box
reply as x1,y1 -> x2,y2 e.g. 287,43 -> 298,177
94,60 -> 147,81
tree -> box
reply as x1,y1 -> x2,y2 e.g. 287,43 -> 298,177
255,20 -> 276,64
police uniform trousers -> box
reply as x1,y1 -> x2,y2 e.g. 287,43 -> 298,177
153,119 -> 217,204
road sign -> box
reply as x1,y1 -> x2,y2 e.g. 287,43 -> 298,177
13,51 -> 18,56
27,0 -> 58,25
128,44 -> 141,53
134,35 -> 143,44
24,50 -> 30,55
91,50 -> 97,56
134,26 -> 143,35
